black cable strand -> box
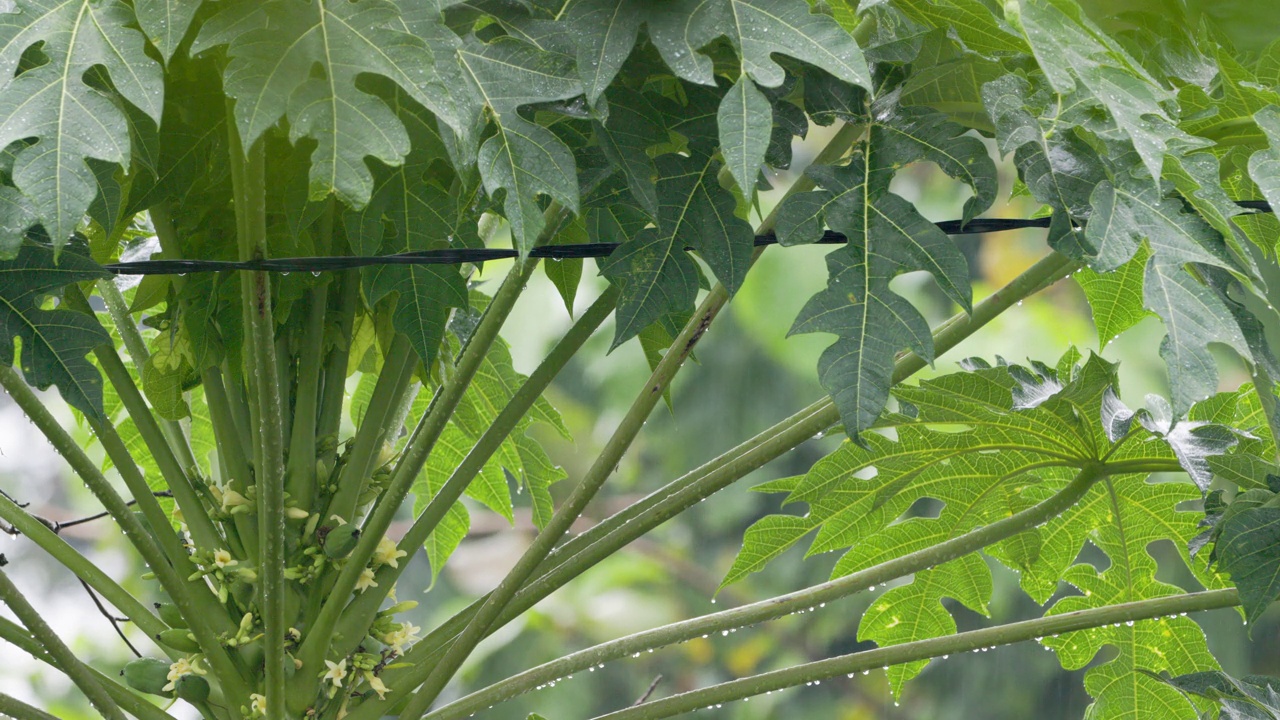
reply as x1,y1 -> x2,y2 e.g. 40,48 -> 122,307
98,201 -> 1273,276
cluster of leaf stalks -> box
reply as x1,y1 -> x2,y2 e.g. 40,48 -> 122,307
1,1 -> 1280,720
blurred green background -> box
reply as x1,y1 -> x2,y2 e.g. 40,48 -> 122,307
1,123 -> 1276,720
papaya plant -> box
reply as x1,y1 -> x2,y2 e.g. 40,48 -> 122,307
1,0 -> 1280,719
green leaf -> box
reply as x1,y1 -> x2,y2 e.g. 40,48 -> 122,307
593,88 -> 664,216
788,239 -> 934,441
647,0 -> 871,92
1076,244 -> 1153,348
1249,106 -> 1280,216
135,0 -> 200,63
566,0 -> 644,108
983,73 -> 1105,256
1216,505 -> 1280,624
1084,180 -> 1238,274
717,75 -> 772,197
775,99 -> 987,435
1157,670 -> 1280,719
0,243 -> 110,418
1041,475 -> 1220,720
1019,0 -> 1208,186
346,87 -> 470,366
0,0 -> 164,247
599,145 -> 755,349
1143,261 -> 1251,415
895,0 -> 1029,56
194,0 -> 448,207
455,36 -> 583,254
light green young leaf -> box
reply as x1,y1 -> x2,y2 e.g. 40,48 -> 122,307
0,243 -> 110,418
718,75 -> 772,197
0,0 -> 163,247
1076,244 -> 1153,348
1042,477 -> 1219,720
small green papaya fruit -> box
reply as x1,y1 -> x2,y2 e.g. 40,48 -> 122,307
174,673 -> 210,704
122,658 -> 173,697
323,523 -> 360,559
156,628 -> 201,653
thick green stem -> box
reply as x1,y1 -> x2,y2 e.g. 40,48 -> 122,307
400,272 -> 722,716
229,116 -> 287,716
203,366 -> 259,560
0,565 -> 126,720
0,361 -> 236,654
290,258 -> 537,710
316,269 -> 360,459
93,344 -> 225,554
425,461 -> 1105,720
325,336 -> 416,521
0,692 -> 60,720
592,588 -> 1241,720
0,618 -> 180,720
332,285 -> 619,647
0,492 -> 164,638
285,278 -> 331,506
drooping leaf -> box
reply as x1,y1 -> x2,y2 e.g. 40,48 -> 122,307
454,36 -> 583,254
1157,670 -> 1280,720
0,242 -> 110,417
1250,106 -> 1280,216
565,0 -> 645,108
194,0 -> 449,207
774,98 -> 987,436
135,0 -> 201,63
717,75 -> 772,197
1019,0 -> 1209,186
592,88 -> 665,216
1143,261 -> 1251,415
599,144 -> 755,349
346,87 -> 469,366
0,0 -> 164,248
647,0 -> 872,92
983,73 -> 1105,256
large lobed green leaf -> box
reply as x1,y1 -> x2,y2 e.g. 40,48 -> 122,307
727,353 -> 1236,713
0,242 -> 109,417
0,0 -> 163,248
775,93 -> 991,438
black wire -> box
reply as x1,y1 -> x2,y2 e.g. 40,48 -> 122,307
100,201 -> 1274,276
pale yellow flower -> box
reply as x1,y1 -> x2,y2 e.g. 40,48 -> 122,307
365,672 -> 389,699
323,658 -> 348,688
220,489 -> 250,513
372,537 -> 407,569
383,621 -> 421,653
355,567 -> 378,593
249,693 -> 267,717
213,549 -> 237,569
162,657 -> 204,692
